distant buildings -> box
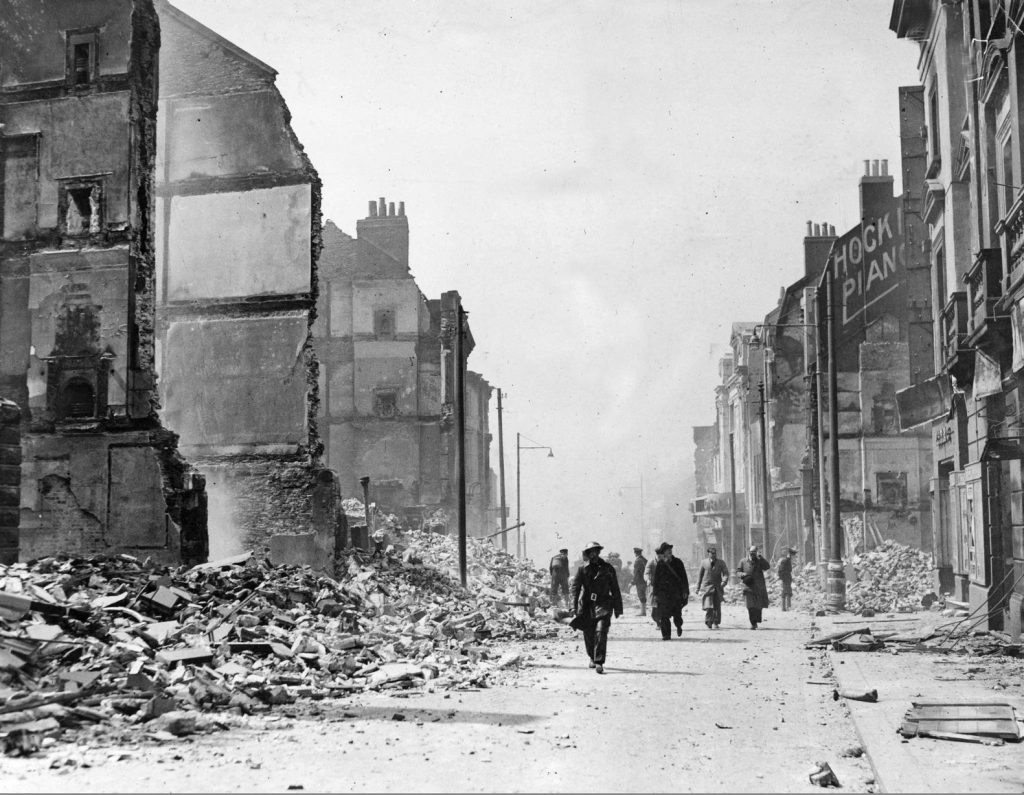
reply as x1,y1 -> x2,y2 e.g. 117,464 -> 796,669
315,204 -> 494,538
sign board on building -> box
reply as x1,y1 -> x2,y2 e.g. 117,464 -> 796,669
1012,300 -> 1024,373
896,374 -> 952,431
829,198 -> 903,347
973,348 -> 1002,399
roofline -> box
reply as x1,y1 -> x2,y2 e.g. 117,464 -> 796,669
156,0 -> 278,78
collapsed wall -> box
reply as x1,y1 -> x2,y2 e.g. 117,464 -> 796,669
153,1 -> 325,556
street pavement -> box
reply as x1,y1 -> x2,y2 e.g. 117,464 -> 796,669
0,602 -> 880,793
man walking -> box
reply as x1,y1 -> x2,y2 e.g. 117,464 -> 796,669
695,546 -> 730,628
632,547 -> 648,616
737,545 -> 770,629
650,542 -> 689,640
549,548 -> 570,606
777,547 -> 796,611
570,541 -> 623,674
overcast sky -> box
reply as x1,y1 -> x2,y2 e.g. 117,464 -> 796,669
173,0 -> 921,565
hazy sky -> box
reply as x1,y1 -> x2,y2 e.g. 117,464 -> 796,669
173,0 -> 920,565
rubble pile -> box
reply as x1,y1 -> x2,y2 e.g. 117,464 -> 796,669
844,541 -> 934,614
729,541 -> 934,614
0,529 -> 559,754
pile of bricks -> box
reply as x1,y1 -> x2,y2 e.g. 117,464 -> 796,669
0,529 -> 559,754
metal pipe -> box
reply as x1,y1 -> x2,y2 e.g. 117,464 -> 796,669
455,303 -> 467,587
826,268 -> 846,610
516,432 -> 522,558
729,431 -> 738,570
758,380 -> 770,553
815,288 -> 829,584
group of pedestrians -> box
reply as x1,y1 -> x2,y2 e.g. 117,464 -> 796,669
557,540 -> 798,673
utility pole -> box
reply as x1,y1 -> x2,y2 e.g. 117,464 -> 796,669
496,389 -> 508,552
729,431 -> 737,572
516,432 -> 522,558
455,302 -> 467,587
758,380 -> 770,553
825,269 -> 846,610
815,287 -> 830,586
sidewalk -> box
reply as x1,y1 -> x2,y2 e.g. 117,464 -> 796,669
813,613 -> 1024,793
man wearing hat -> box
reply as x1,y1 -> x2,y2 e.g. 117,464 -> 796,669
777,547 -> 797,611
649,542 -> 690,640
570,541 -> 623,673
736,545 -> 770,629
632,547 -> 648,616
695,546 -> 730,628
549,547 -> 570,606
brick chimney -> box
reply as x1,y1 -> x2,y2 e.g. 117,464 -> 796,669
356,196 -> 409,271
859,159 -> 895,223
803,220 -> 837,282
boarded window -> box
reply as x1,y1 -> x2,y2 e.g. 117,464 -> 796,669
375,389 -> 398,418
876,471 -> 908,508
66,31 -> 98,88
374,309 -> 396,338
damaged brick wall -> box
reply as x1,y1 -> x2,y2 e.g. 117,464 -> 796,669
0,399 -> 21,563
1,0 -> 208,563
154,3 -> 324,555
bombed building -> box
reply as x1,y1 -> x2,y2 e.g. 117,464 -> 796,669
0,0 -> 207,564
316,204 -> 493,536
152,1 -> 325,558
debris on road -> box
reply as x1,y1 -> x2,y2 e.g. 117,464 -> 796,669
899,701 -> 1022,742
0,526 -> 562,754
832,688 -> 878,703
808,761 -> 841,788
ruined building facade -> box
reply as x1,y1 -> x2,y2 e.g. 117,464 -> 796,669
0,0 -> 206,563
316,205 -> 493,536
152,2 -> 323,558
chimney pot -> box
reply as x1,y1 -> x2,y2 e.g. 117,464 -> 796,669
882,159 -> 889,176
388,201 -> 396,217
813,223 -> 821,236
807,221 -> 813,236
399,201 -> 406,217
830,224 -> 836,236
369,200 -> 377,218
378,197 -> 386,217
864,159 -> 870,176
873,159 -> 880,176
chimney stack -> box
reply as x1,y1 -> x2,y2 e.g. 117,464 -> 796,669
859,157 -> 896,221
805,219 -> 835,281
358,196 -> 410,270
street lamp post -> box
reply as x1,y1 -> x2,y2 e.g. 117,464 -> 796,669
516,433 -> 554,560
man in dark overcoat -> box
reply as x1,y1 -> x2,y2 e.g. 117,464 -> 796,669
777,547 -> 796,611
650,541 -> 690,640
737,544 -> 770,629
570,541 -> 623,674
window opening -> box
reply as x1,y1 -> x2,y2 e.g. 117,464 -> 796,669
73,42 -> 92,85
375,390 -> 398,418
59,378 -> 95,419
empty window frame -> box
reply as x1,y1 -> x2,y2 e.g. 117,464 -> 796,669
66,30 -> 99,88
59,179 -> 103,235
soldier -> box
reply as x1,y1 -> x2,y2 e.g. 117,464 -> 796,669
695,546 -> 730,628
549,547 -> 570,605
570,541 -> 623,674
632,547 -> 648,616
